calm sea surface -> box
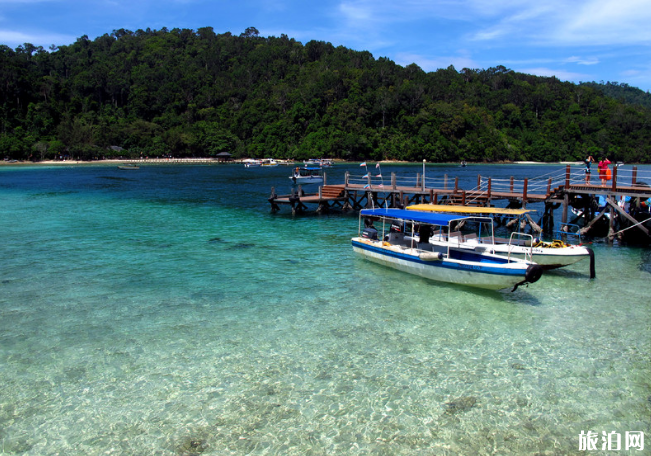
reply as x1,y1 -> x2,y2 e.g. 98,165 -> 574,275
1,163 -> 649,455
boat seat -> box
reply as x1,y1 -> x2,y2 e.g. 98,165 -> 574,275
448,231 -> 464,242
387,232 -> 407,246
404,236 -> 418,248
430,233 -> 447,242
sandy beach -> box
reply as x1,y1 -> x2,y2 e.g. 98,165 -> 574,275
0,158 -> 229,166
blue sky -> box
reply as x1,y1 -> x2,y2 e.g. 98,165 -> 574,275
2,0 -> 651,92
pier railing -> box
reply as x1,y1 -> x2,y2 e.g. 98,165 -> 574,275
273,165 -> 651,218
563,164 -> 651,189
347,172 -> 469,192
346,164 -> 651,202
346,170 -> 562,201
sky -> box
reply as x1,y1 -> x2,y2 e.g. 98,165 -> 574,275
2,0 -> 651,92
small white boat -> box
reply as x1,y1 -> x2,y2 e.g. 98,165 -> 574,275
352,208 -> 543,291
290,166 -> 324,185
260,158 -> 278,167
243,159 -> 262,168
304,158 -> 333,167
408,204 -> 594,271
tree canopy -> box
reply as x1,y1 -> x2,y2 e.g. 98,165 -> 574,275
1,27 -> 651,163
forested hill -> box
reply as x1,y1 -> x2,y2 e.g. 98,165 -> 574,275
579,81 -> 651,110
2,26 -> 651,163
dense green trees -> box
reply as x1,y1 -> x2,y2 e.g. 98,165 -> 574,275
1,27 -> 650,162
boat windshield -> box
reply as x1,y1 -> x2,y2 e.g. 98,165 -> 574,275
299,167 -> 321,176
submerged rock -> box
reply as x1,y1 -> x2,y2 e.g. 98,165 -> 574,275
176,437 -> 206,455
444,396 -> 477,415
227,243 -> 255,250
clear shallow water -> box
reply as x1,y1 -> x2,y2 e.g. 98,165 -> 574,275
1,163 -> 649,455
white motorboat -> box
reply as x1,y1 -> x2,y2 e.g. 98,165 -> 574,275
407,204 -> 594,271
243,159 -> 262,168
352,208 -> 543,291
304,158 -> 333,167
290,166 -> 324,185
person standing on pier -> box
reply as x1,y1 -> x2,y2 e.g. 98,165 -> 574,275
598,157 -> 611,186
584,155 -> 594,184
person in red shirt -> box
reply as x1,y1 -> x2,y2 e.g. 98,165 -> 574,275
598,157 -> 611,186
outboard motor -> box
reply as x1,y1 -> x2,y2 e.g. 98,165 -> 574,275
390,220 -> 403,233
511,264 -> 544,292
362,227 -> 378,240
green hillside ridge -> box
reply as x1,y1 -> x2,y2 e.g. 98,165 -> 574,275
1,26 -> 650,163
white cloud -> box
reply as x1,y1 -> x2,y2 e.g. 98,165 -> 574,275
472,28 -> 506,41
560,0 -> 651,44
565,56 -> 600,65
620,69 -> 642,77
0,29 -> 75,47
462,0 -> 651,47
336,0 -> 484,27
518,67 -> 590,82
468,2 -> 559,42
333,1 -> 650,50
616,63 -> 651,88
0,0 -> 55,3
396,52 -> 478,72
339,2 -> 373,22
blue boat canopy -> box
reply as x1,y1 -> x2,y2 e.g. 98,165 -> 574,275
361,208 -> 477,226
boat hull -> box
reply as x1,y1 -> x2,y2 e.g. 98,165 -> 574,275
352,238 -> 535,291
290,176 -> 324,185
499,247 -> 588,269
435,238 -> 590,270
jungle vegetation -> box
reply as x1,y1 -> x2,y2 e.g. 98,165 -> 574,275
1,26 -> 650,163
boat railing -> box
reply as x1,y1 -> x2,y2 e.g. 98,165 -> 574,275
507,232 -> 535,263
555,223 -> 583,243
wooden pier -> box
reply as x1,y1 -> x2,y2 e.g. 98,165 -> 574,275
269,165 -> 651,243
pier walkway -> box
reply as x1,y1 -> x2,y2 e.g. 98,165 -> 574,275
268,164 -> 651,242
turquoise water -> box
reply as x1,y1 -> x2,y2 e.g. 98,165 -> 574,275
1,163 -> 649,455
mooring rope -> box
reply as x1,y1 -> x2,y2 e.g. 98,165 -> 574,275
612,216 -> 651,236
